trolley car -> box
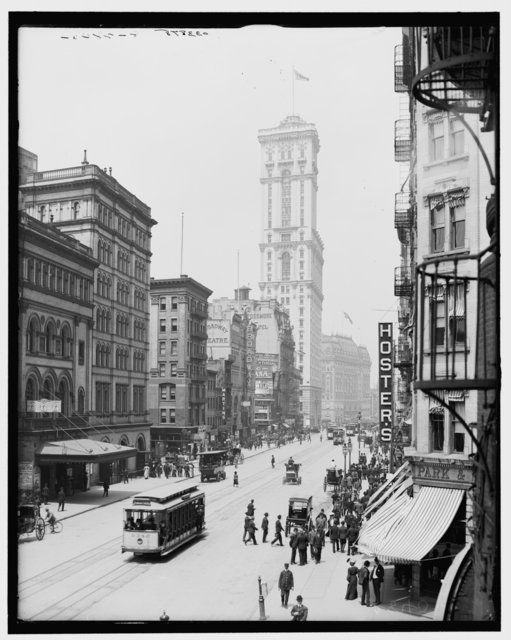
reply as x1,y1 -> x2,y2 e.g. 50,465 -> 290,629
122,484 -> 205,556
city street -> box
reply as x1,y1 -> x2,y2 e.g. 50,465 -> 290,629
18,437 -> 429,622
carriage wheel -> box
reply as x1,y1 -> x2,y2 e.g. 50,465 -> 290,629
35,518 -> 45,540
53,521 -> 63,533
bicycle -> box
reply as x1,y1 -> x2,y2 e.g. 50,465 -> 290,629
45,520 -> 63,534
387,585 -> 430,616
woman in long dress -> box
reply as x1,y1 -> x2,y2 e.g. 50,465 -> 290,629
345,560 -> 359,600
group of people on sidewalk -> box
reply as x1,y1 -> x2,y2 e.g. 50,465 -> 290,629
345,557 -> 385,606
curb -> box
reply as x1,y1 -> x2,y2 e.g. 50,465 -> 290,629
55,441 -> 297,522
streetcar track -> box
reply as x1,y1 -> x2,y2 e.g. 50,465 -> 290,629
19,440 -> 336,620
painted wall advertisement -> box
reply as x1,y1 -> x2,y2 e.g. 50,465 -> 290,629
378,322 -> 393,443
254,353 -> 278,396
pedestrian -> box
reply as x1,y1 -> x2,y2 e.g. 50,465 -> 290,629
359,560 -> 371,606
329,519 -> 340,553
41,483 -> 50,505
243,513 -> 251,543
233,471 -> 239,487
338,520 -> 348,553
123,469 -> 129,484
347,522 -> 359,556
370,557 -> 385,605
271,515 -> 284,546
315,508 -> 328,530
247,499 -> 255,516
57,486 -> 66,511
102,479 -> 109,497
290,595 -> 308,621
261,512 -> 269,543
345,559 -> 359,600
278,563 -> 294,607
245,518 -> 258,545
159,610 -> 169,622
311,528 -> 323,564
143,464 -> 150,479
163,463 -> 169,479
289,527 -> 299,564
271,455 -> 275,469
297,528 -> 309,565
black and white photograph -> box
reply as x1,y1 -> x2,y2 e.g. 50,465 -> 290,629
8,6 -> 502,634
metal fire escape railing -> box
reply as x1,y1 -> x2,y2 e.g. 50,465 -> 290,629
394,266 -> 413,297
394,192 -> 412,229
394,119 -> 411,162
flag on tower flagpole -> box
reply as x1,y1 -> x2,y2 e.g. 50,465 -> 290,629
294,69 -> 310,82
344,312 -> 353,325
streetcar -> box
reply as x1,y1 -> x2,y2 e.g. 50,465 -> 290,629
122,484 -> 205,556
326,427 -> 334,441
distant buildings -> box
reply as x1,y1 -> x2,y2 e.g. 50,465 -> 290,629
257,115 -> 323,430
148,276 -> 212,454
19,150 -> 156,493
321,334 -> 371,426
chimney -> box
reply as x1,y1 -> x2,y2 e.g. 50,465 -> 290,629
81,149 -> 89,165
108,167 -> 112,176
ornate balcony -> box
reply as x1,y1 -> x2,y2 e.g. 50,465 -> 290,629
411,26 -> 497,127
414,246 -> 497,392
394,266 -> 413,297
394,119 -> 411,162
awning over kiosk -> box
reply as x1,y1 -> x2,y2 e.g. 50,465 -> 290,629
359,485 -> 464,564
35,439 -> 137,464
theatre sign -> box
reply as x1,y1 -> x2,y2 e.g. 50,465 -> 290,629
378,323 -> 393,443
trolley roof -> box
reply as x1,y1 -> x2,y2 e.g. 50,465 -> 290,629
197,450 -> 228,456
126,483 -> 203,510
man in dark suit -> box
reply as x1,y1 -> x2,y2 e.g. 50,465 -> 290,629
290,595 -> 308,621
297,528 -> 309,565
271,515 -> 284,546
359,560 -> 371,606
261,512 -> 269,542
370,557 -> 385,604
278,563 -> 294,607
289,527 -> 299,564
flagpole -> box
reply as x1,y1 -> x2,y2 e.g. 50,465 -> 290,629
292,67 -> 295,115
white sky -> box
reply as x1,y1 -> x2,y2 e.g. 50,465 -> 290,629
18,25 -> 423,385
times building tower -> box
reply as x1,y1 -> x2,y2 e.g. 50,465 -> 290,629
257,115 -> 323,429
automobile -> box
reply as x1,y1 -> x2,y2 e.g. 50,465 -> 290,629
283,462 -> 302,485
197,450 -> 227,482
333,436 -> 343,446
285,496 -> 313,536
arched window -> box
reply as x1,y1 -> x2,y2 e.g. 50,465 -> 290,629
45,322 -> 55,355
27,317 -> 38,353
77,387 -> 85,414
72,201 -> 80,220
57,378 -> 70,416
281,252 -> 291,281
25,377 -> 37,404
98,239 -> 103,262
281,170 -> 291,227
42,377 -> 54,400
61,324 -> 72,358
96,343 -> 101,366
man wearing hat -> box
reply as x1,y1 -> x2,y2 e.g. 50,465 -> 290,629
247,499 -> 255,517
261,512 -> 269,543
290,595 -> 308,621
277,563 -> 294,607
245,517 -> 258,545
271,515 -> 284,546
242,512 -> 251,543
370,557 -> 385,605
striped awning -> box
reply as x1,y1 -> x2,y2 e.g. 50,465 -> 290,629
358,485 -> 464,564
447,390 -> 465,402
365,461 -> 410,509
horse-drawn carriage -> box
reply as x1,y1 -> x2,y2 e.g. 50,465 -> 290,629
285,496 -> 313,536
283,462 -> 302,485
17,503 -> 46,540
323,467 -> 341,492
198,450 -> 227,482
226,447 -> 244,466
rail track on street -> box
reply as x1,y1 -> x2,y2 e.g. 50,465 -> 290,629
19,439 -> 338,621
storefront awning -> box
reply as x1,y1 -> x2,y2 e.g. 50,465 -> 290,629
359,485 -> 464,564
365,461 -> 411,509
35,439 -> 137,464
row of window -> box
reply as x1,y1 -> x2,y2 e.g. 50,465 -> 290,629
26,317 -> 80,360
267,231 -> 306,244
24,257 -> 91,303
429,116 -> 465,163
95,382 -> 146,414
160,341 -> 178,356
159,296 -> 178,311
95,344 -> 146,370
97,203 -> 149,250
158,362 -> 207,379
95,307 -> 146,341
430,201 -> 465,253
266,145 -> 306,163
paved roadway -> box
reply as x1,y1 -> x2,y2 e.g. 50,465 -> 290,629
18,435 -> 427,622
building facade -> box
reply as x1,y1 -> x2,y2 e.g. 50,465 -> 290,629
321,334 -> 372,427
257,115 -> 323,429
20,154 -> 156,481
148,277 -> 212,453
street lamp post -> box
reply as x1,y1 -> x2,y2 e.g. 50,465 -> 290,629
347,440 -> 353,469
342,443 -> 348,474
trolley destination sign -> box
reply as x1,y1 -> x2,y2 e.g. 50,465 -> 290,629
378,322 -> 393,443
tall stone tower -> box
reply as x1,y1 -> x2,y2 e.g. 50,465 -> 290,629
257,115 -> 323,429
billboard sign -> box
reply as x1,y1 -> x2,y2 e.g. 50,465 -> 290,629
378,322 -> 393,443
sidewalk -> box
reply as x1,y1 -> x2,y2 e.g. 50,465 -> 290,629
44,442 -> 282,522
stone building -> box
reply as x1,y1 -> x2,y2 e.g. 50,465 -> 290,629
148,276 -> 212,454
19,151 -> 156,485
257,114 -> 323,429
321,334 -> 371,427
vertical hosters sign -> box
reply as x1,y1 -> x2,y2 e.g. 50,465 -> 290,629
378,323 -> 393,443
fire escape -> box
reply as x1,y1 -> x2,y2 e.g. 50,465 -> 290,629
409,25 -> 498,622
